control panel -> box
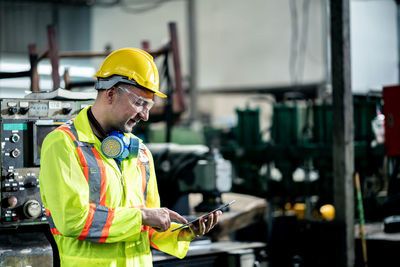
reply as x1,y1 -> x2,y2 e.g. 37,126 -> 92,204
1,168 -> 45,226
0,98 -> 93,227
1,99 -> 92,119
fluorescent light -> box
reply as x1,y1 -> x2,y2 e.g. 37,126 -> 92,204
0,61 -> 96,77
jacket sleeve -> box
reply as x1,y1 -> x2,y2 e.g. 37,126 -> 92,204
143,148 -> 190,259
39,130 -> 143,243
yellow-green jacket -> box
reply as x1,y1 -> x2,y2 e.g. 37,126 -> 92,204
39,107 -> 190,266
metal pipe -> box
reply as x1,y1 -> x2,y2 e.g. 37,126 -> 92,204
188,0 -> 198,122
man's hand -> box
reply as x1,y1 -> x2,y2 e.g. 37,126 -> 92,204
141,207 -> 187,232
178,210 -> 222,242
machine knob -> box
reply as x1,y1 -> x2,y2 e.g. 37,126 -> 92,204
7,196 -> 18,208
23,200 -> 42,219
62,108 -> 72,115
24,177 -> 39,188
8,106 -> 18,115
10,149 -> 20,158
10,134 -> 20,143
62,107 -> 72,115
19,107 -> 29,115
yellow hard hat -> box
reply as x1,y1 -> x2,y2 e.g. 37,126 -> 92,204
94,48 -> 166,98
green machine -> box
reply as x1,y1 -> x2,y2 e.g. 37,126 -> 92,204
218,94 -> 385,219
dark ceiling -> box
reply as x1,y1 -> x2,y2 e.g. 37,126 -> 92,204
0,0 -> 120,6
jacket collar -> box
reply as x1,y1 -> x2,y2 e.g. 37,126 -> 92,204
73,105 -> 99,144
72,105 -> 143,169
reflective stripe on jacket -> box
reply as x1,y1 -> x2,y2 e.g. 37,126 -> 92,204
39,106 -> 190,267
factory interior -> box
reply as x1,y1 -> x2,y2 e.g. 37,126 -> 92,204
0,0 -> 400,266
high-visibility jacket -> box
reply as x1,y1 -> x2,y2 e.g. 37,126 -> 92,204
39,106 -> 190,266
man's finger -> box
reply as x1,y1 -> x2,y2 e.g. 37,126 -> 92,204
199,218 -> 206,235
167,209 -> 188,224
205,214 -> 214,232
212,211 -> 221,227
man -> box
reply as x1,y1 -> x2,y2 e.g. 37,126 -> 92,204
39,48 -> 221,266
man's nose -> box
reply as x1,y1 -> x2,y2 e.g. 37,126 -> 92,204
139,109 -> 149,121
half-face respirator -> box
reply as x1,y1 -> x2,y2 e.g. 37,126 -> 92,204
101,131 -> 139,161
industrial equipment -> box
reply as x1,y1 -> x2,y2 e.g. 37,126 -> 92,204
0,96 -> 94,267
205,92 -> 386,267
383,85 -> 400,156
216,94 -> 384,213
148,143 -> 233,213
381,85 -> 400,220
0,98 -> 93,228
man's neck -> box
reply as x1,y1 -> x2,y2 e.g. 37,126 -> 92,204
88,106 -> 108,140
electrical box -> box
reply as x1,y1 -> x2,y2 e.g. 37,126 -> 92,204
383,85 -> 400,156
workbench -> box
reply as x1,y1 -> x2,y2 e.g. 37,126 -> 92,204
153,193 -> 268,266
188,192 -> 268,240
152,240 -> 267,267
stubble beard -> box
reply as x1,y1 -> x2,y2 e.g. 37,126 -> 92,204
122,116 -> 140,133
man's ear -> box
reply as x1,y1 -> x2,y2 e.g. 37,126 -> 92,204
105,87 -> 117,104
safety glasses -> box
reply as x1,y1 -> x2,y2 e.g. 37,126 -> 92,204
117,86 -> 155,112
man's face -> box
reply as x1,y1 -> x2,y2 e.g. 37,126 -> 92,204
109,84 -> 154,133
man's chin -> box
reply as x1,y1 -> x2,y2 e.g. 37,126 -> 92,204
125,121 -> 137,132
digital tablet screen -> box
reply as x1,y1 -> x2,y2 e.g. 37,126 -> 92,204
171,200 -> 236,232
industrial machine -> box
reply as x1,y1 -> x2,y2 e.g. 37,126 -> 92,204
0,98 -> 93,228
215,94 -> 385,213
0,96 -> 94,267
148,143 -> 233,214
203,93 -> 386,267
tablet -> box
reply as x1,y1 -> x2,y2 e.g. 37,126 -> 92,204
171,200 -> 236,232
